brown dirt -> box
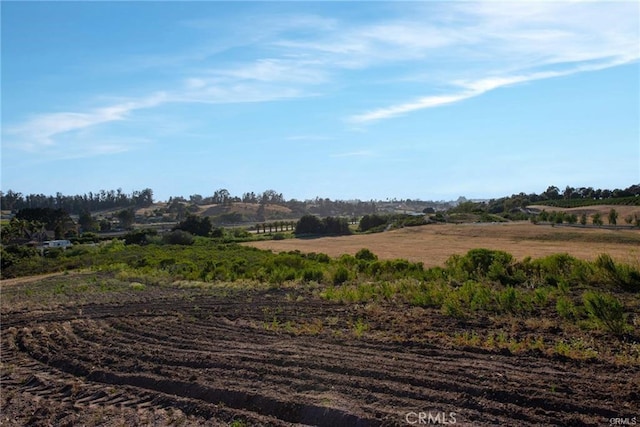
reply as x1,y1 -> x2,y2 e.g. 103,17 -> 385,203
246,222 -> 640,267
1,276 -> 638,426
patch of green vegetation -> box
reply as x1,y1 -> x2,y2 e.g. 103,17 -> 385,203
582,291 -> 628,335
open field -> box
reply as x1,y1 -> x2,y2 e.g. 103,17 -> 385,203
247,222 -> 640,267
2,273 -> 638,426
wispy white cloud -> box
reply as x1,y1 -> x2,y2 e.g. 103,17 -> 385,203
347,1 -> 639,123
286,135 -> 333,141
350,93 -> 473,123
351,54 -> 638,124
330,150 -> 375,158
6,92 -> 167,153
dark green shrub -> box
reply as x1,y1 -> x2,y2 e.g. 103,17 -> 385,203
272,253 -> 306,269
333,266 -> 350,285
583,291 -> 627,335
124,229 -> 158,245
269,266 -> 296,284
44,248 -> 64,259
594,254 -> 640,292
210,227 -> 224,238
306,252 -> 331,263
302,268 -> 324,283
355,248 -> 378,262
162,230 -> 195,245
497,287 -> 520,314
447,249 -> 513,282
338,254 -> 357,267
556,296 -> 577,320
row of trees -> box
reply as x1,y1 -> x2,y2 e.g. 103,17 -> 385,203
541,185 -> 640,201
1,188 -> 154,214
176,189 -> 286,206
534,208 -> 639,227
484,184 -> 640,215
254,221 -> 296,234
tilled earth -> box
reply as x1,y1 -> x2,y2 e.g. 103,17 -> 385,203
1,274 -> 638,426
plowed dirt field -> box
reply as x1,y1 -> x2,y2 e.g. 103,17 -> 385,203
1,273 -> 637,426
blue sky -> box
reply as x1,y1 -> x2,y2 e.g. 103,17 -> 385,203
2,1 -> 639,202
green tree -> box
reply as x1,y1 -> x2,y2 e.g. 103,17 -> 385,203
359,214 -> 388,232
322,216 -> 351,235
78,210 -> 97,232
175,214 -> 212,237
544,186 -> 560,200
16,207 -> 75,238
295,215 -> 324,235
608,208 -> 618,226
99,219 -> 112,232
592,212 -> 603,226
162,229 -> 195,245
579,213 -> 587,226
117,209 -> 135,230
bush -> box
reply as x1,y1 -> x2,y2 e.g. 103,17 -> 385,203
1,245 -> 38,271
306,252 -> 331,263
446,249 -> 513,282
594,254 -> 640,292
332,266 -> 350,285
556,296 -> 577,320
162,230 -> 195,245
124,229 -> 158,245
302,268 -> 324,283
497,287 -> 520,314
355,248 -> 378,262
583,291 -> 626,335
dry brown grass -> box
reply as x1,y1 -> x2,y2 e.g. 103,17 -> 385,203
199,202 -> 292,217
246,221 -> 640,267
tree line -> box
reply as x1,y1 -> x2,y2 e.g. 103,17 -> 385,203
1,188 -> 154,214
2,183 -> 637,219
485,184 -> 640,214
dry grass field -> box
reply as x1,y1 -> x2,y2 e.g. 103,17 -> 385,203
247,221 -> 640,267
